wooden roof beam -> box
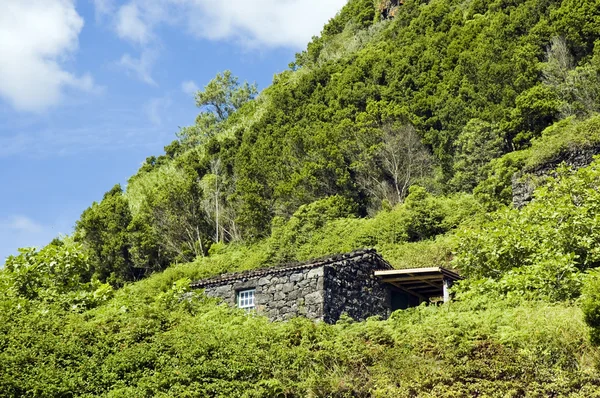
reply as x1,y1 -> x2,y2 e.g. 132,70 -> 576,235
379,275 -> 443,283
389,282 -> 427,301
405,273 -> 441,290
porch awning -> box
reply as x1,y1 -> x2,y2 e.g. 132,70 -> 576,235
374,267 -> 462,301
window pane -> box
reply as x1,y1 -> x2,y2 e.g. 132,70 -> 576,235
238,289 -> 255,310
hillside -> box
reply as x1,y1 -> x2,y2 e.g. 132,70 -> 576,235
4,0 -> 600,395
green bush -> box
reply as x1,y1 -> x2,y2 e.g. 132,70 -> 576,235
456,159 -> 600,300
263,189 -> 479,267
0,282 -> 598,397
474,115 -> 600,209
582,269 -> 600,346
1,240 -> 112,311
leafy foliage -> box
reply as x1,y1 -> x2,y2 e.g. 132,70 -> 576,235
265,188 -> 480,267
75,185 -> 136,286
451,119 -> 504,191
7,0 -> 600,394
456,160 -> 600,300
474,114 -> 600,209
581,270 -> 600,346
0,277 -> 598,397
177,70 -> 257,150
78,0 -> 600,271
1,240 -> 112,311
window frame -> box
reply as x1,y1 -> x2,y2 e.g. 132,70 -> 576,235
237,288 -> 256,310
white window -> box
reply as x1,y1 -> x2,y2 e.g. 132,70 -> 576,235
237,289 -> 255,310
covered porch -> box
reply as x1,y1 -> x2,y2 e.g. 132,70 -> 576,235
374,267 -> 462,309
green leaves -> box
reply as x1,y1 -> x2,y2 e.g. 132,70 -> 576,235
75,184 -> 136,286
195,70 -> 258,122
1,240 -> 113,311
582,269 -> 600,345
4,243 -> 88,299
97,0 -> 600,255
456,159 -> 600,300
0,274 -> 597,397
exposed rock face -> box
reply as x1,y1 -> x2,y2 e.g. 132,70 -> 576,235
191,249 -> 393,323
512,145 -> 600,208
379,0 -> 403,19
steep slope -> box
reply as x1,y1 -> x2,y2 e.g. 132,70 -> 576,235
66,0 -> 600,288
4,0 -> 600,395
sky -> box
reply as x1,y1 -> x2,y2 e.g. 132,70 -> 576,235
0,0 -> 347,262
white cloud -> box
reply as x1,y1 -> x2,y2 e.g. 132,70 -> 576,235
94,0 -> 346,50
98,0 -> 345,86
182,0 -> 347,48
145,95 -> 172,126
2,216 -> 44,234
118,49 -> 158,85
0,215 -> 76,262
92,0 -> 114,17
181,80 -> 199,96
0,0 -> 99,112
116,3 -> 150,44
100,0 -> 346,85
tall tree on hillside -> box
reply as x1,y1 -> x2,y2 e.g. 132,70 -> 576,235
542,37 -> 600,118
134,165 -> 213,263
200,157 -> 241,243
178,71 -> 258,148
357,124 -> 432,210
450,119 -> 505,192
75,185 -> 136,286
195,70 -> 258,121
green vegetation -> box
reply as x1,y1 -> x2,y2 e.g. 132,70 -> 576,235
2,285 -> 599,397
457,160 -> 600,302
5,0 -> 600,395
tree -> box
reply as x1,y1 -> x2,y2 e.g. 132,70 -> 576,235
176,112 -> 220,149
195,70 -> 258,122
133,164 -> 213,262
542,37 -> 600,119
455,160 -> 600,300
402,186 -> 447,242
357,124 -> 432,209
450,119 -> 504,192
75,185 -> 135,286
582,269 -> 600,345
543,37 -> 574,91
177,71 -> 257,149
1,239 -> 113,310
3,242 -> 88,301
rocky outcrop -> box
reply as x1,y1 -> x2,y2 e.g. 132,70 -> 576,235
512,145 -> 600,208
379,0 -> 403,19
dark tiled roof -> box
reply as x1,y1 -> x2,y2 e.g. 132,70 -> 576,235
190,248 -> 393,289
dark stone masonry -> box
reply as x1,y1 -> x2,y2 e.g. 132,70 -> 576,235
191,249 -> 460,323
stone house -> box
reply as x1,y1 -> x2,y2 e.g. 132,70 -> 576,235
190,249 -> 461,323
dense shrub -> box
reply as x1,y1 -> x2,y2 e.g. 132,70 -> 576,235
264,188 -> 479,267
0,280 -> 598,397
456,159 -> 600,300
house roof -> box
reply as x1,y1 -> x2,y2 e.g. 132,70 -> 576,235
190,248 -> 393,289
374,267 -> 462,299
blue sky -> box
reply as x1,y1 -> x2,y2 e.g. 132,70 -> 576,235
0,0 -> 346,262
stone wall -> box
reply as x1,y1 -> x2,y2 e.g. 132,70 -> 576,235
195,250 -> 395,323
323,252 -> 391,323
202,266 -> 325,322
512,145 -> 600,208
